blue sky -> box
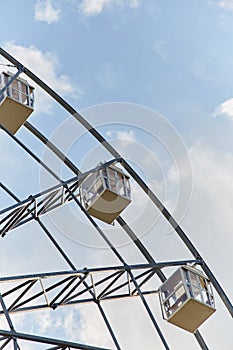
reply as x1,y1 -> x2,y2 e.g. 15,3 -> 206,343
1,0 -> 233,349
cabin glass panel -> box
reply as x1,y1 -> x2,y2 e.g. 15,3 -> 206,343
81,172 -> 104,208
104,167 -> 131,198
160,268 -> 187,319
108,167 -> 117,192
0,72 -> 34,108
184,268 -> 215,307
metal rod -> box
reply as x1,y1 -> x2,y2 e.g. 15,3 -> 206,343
97,303 -> 121,350
1,201 -> 33,236
36,218 -> 76,270
97,271 -> 125,300
0,337 -> 12,348
0,329 -> 110,350
2,280 -> 33,298
0,182 -> 20,203
8,280 -> 37,312
0,260 -> 199,283
58,273 -> 89,305
97,269 -> 156,300
64,184 -> 125,264
0,294 -> 20,350
0,123 -> 61,182
194,331 -> 209,350
36,188 -> 61,216
4,277 -> 77,312
0,291 -> 159,316
49,276 -> 78,307
116,216 -> 167,282
0,294 -> 15,331
128,271 -> 170,350
24,121 -> 81,176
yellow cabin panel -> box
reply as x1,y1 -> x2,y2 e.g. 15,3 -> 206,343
167,298 -> 216,333
0,96 -> 33,134
86,189 -> 131,224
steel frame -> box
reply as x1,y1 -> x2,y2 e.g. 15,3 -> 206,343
0,261 -> 199,316
0,46 -> 232,349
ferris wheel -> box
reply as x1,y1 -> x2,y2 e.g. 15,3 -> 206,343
0,46 -> 232,350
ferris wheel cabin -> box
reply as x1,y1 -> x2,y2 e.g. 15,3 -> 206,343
80,164 -> 131,224
0,71 -> 34,134
159,266 -> 216,333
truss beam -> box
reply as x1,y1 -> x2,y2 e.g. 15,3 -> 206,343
0,261 -> 198,316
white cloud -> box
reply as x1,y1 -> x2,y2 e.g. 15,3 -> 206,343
153,40 -> 168,62
105,129 -> 138,158
78,0 -> 140,16
34,310 -> 61,334
208,0 -> 233,10
182,142 -> 233,286
129,0 -> 140,7
35,0 -> 61,24
106,129 -> 136,142
213,97 -> 233,119
79,0 -> 110,16
63,307 -> 110,346
189,141 -> 233,202
207,1 -> 233,29
2,42 -> 83,115
217,0 -> 233,10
